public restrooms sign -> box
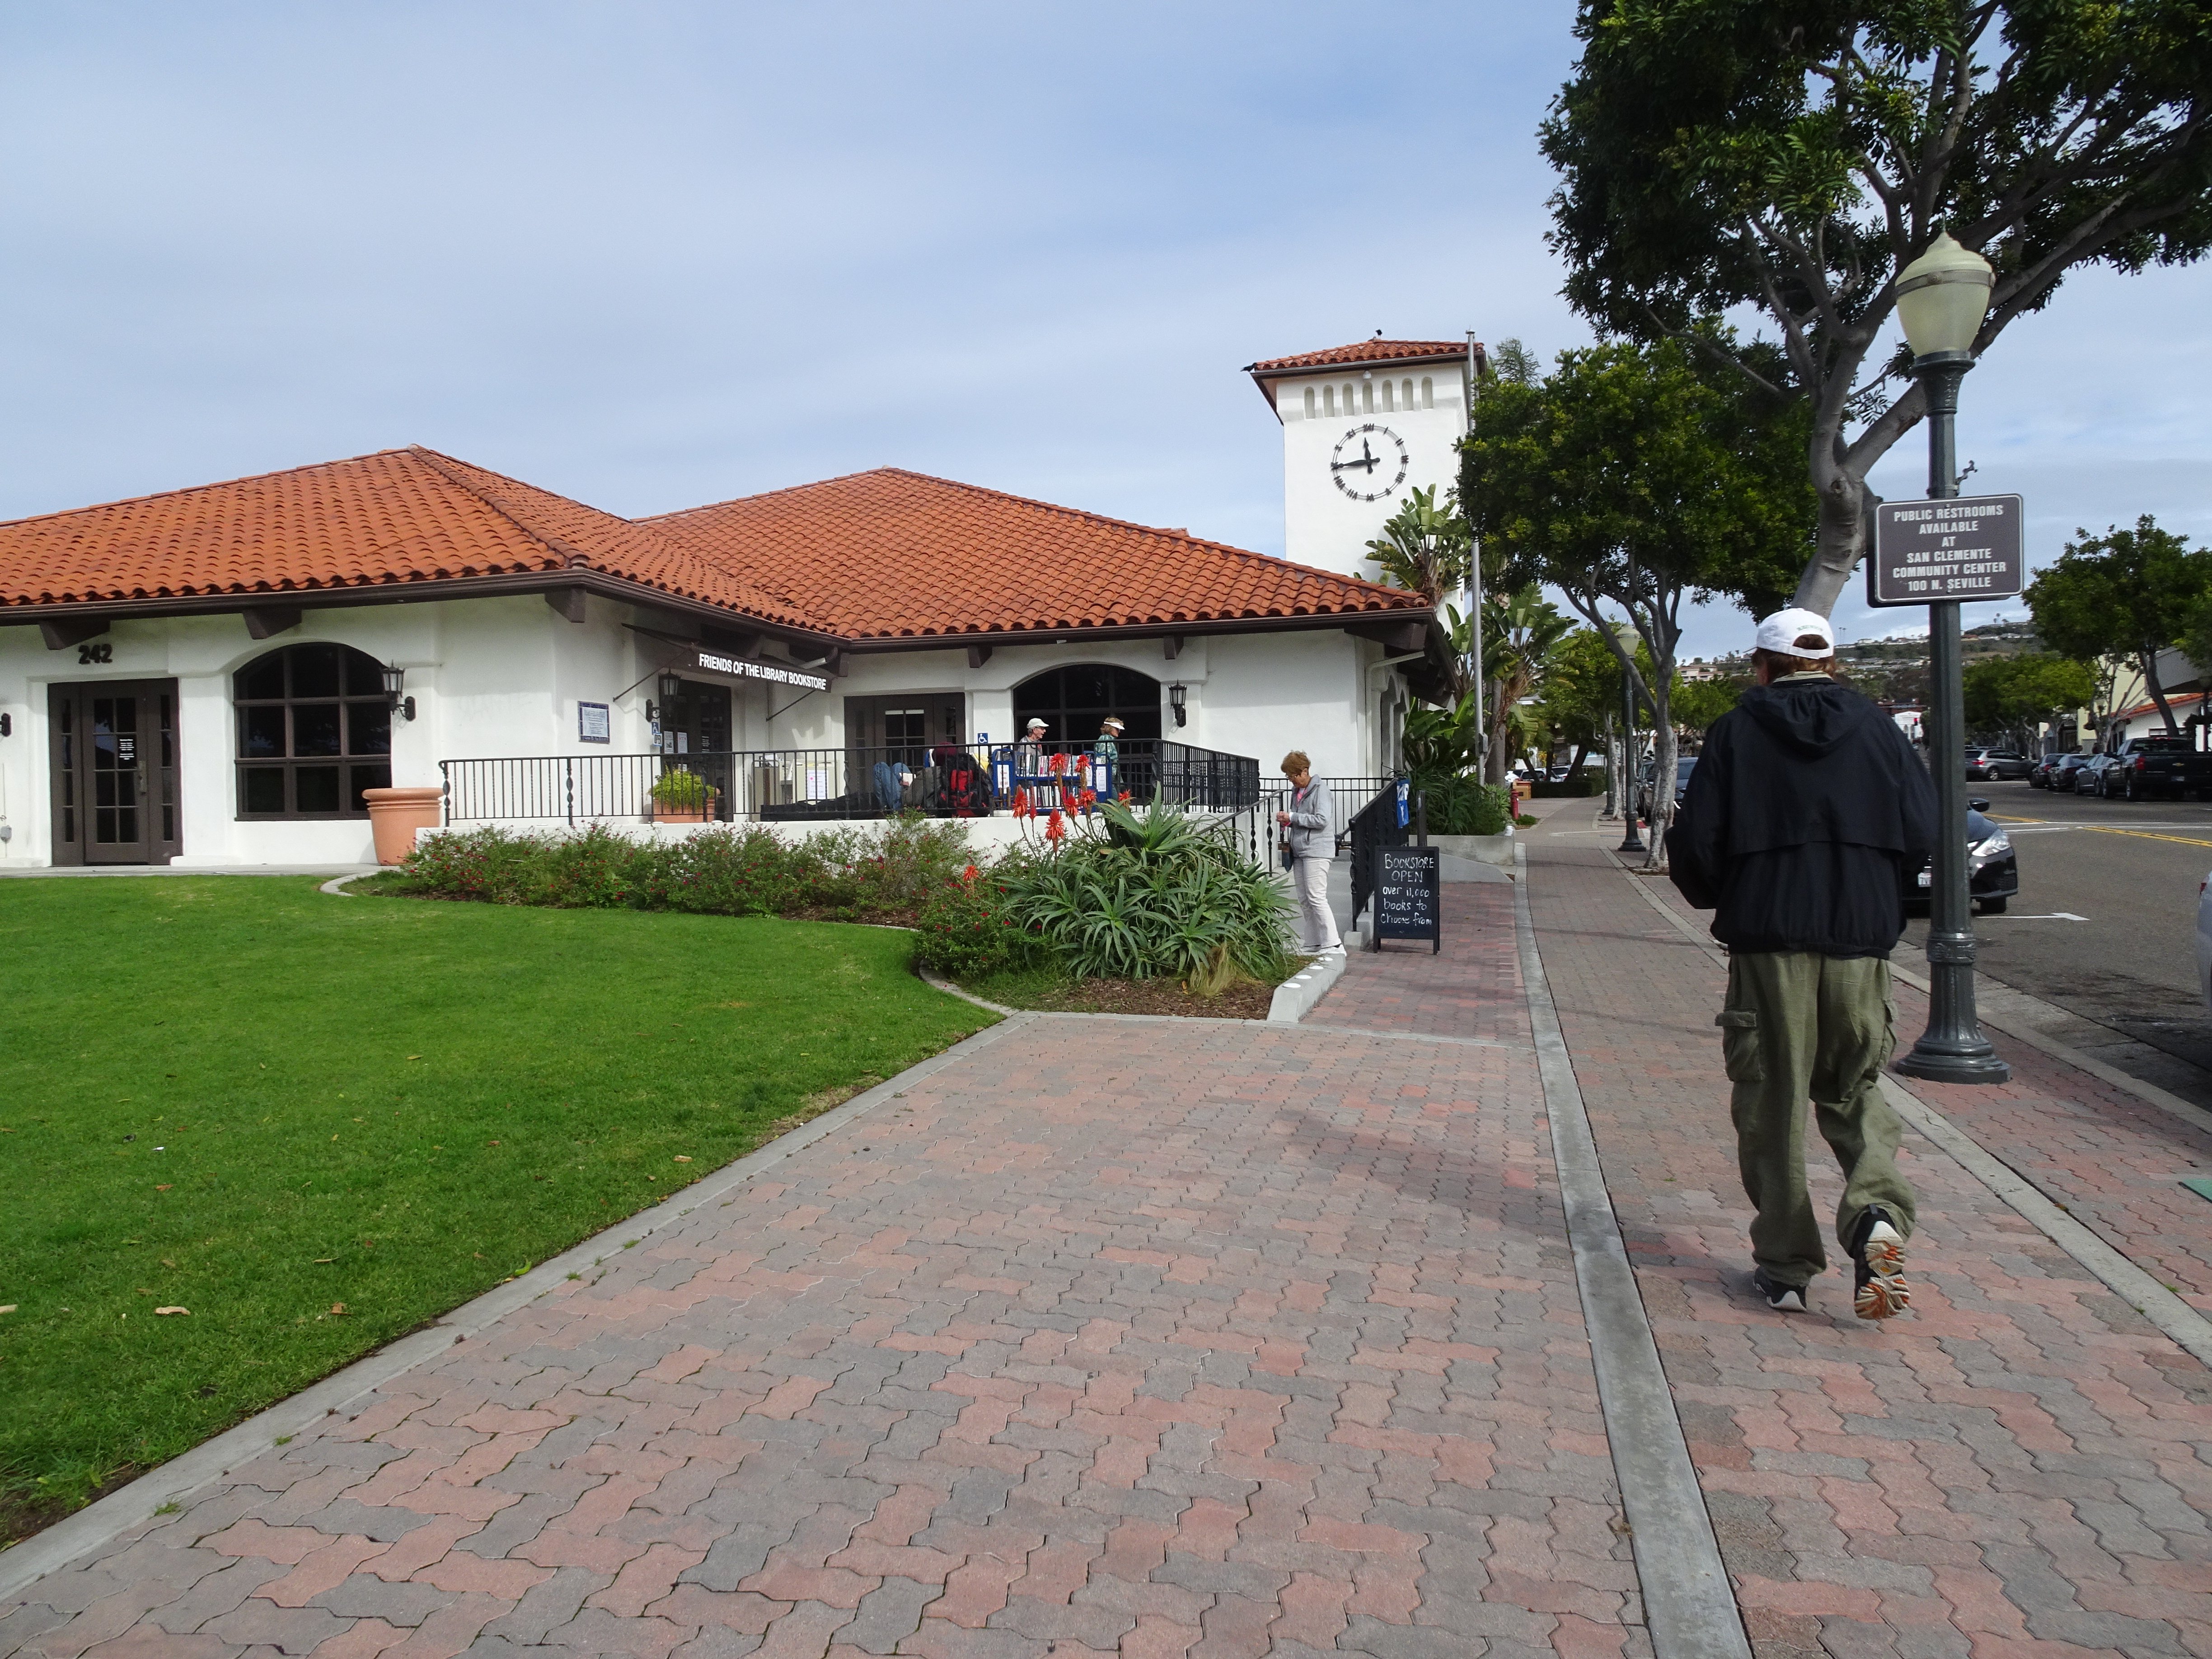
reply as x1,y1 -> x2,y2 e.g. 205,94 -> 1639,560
1867,495 -> 2025,606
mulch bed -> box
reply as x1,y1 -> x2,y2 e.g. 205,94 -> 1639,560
1003,974 -> 1286,1021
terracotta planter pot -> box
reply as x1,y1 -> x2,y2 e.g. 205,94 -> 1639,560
649,789 -> 719,825
362,786 -> 446,865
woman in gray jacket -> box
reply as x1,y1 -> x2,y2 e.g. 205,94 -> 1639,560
1276,751 -> 1342,954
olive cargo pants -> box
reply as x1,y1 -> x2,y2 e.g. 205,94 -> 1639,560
1718,951 -> 1917,1288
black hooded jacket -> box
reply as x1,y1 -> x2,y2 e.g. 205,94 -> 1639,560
1666,674 -> 1937,957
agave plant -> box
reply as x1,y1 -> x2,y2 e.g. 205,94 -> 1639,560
1003,796 -> 1290,983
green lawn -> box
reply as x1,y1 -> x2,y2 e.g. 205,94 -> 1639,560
0,876 -> 991,1543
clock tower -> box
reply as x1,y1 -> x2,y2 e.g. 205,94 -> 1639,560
1246,337 -> 1483,580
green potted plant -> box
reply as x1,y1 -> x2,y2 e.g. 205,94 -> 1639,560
648,767 -> 718,824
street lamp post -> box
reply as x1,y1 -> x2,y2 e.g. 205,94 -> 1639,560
1616,620 -> 1645,855
1893,233 -> 2010,1086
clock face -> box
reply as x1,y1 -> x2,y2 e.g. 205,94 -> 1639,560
1330,423 -> 1410,502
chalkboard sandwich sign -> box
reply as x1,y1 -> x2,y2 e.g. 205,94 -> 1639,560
1372,844 -> 1441,953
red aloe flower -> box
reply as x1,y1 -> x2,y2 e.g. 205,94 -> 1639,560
1045,809 -> 1065,844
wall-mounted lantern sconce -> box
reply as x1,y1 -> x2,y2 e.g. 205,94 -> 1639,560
647,671 -> 683,725
1168,683 -> 1187,728
382,665 -> 416,723
0,713 -> 11,737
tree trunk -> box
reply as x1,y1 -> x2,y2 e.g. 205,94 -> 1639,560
2142,645 -> 2181,736
1792,468 -> 1871,618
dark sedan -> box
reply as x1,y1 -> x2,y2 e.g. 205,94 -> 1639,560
1902,798 -> 2018,914
2030,753 -> 2089,790
1636,756 -> 1696,822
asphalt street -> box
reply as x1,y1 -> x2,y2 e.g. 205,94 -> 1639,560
1894,774 -> 2212,1107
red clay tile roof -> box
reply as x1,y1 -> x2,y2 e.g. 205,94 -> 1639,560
646,468 -> 1426,641
1247,339 -> 1479,373
0,451 -> 1428,646
0,446 -> 825,633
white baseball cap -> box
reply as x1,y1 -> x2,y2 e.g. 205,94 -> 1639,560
1754,608 -> 1836,655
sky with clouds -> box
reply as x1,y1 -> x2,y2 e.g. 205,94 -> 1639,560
2,2 -> 2206,664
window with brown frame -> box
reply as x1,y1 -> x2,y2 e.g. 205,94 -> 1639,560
234,643 -> 392,819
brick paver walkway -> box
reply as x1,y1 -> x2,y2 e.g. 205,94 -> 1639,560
10,837 -> 2212,1659
1528,837 -> 2212,1659
1,1015 -> 1642,1659
1633,853 -> 2212,1316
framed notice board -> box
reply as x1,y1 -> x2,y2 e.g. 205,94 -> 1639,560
1372,844 -> 1441,953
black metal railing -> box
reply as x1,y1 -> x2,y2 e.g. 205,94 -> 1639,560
1243,775 -> 1397,865
438,739 -> 1262,826
1346,778 -> 1416,924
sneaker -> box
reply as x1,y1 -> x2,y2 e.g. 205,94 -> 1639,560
1753,1270 -> 1807,1312
1850,1206 -> 1909,1320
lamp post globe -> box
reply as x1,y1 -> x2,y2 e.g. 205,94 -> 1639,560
1892,231 -> 2009,1086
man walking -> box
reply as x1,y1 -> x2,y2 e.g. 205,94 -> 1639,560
1668,609 -> 1937,1319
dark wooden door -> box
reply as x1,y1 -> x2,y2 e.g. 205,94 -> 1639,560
50,680 -> 183,866
844,694 -> 965,762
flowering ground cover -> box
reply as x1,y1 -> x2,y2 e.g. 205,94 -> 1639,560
0,876 -> 990,1545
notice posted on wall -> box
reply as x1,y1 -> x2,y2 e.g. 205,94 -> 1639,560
577,701 -> 611,743
1868,494 -> 2025,606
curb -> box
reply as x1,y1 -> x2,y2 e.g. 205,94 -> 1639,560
1510,844 -> 1754,1659
1267,949 -> 1346,1022
0,1015 -> 1031,1602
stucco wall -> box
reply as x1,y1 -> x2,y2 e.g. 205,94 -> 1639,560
1273,362 -> 1469,580
0,598 -> 1401,867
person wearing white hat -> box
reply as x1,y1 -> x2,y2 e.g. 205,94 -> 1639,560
1667,608 -> 1936,1320
1016,716 -> 1049,780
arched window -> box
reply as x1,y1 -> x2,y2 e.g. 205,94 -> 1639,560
1380,379 -> 1394,412
234,643 -> 393,819
1323,385 -> 1336,417
1402,377 -> 1414,408
1421,376 -> 1434,409
1303,385 -> 1316,419
1012,664 -> 1162,747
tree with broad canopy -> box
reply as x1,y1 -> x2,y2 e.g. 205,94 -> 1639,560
2025,516 -> 2212,736
1542,1 -> 2212,615
1462,337 -> 1817,865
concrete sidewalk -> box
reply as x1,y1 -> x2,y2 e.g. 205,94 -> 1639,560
3,833 -> 2208,1659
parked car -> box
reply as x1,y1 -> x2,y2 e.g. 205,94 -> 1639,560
2077,752 -> 2129,797
1964,747 -> 2035,781
2030,752 -> 2085,789
1636,756 -> 1696,822
2090,734 -> 2209,801
1903,797 -> 2017,914
2051,753 -> 2097,792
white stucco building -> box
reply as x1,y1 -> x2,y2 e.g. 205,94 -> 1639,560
0,339 -> 1475,867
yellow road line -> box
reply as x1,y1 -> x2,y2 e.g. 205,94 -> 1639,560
1990,815 -> 2046,823
2084,826 -> 2212,849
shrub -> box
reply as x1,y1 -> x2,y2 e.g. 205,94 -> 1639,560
1000,800 -> 1291,984
913,867 -> 1031,979
398,816 -> 971,924
1410,773 -> 1510,836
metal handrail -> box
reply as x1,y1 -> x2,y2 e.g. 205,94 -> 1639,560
437,738 -> 1263,825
